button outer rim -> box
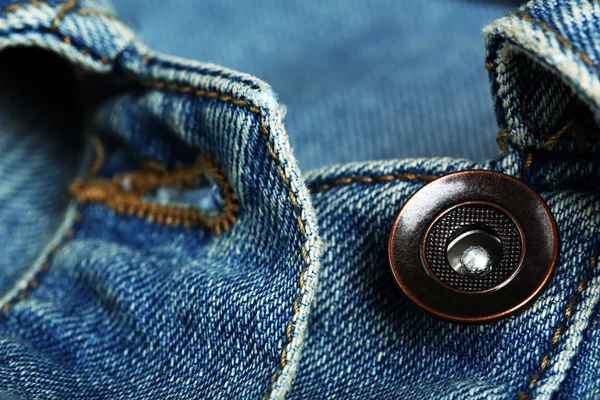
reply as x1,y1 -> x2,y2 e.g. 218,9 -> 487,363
388,170 -> 559,324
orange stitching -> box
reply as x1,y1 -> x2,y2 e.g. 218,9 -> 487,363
515,152 -> 534,179
51,0 -> 77,32
3,1 -> 46,13
0,228 -> 82,318
0,149 -> 92,322
525,13 -> 600,100
541,120 -> 575,150
515,119 -> 577,179
485,61 -> 496,71
309,172 -> 438,193
77,7 -> 120,22
88,136 -> 104,176
130,72 -> 435,398
518,252 -> 599,399
496,129 -> 511,153
133,77 -> 317,398
69,145 -> 239,235
1,1 -> 114,65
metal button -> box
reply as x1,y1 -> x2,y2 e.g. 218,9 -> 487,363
388,170 -> 559,323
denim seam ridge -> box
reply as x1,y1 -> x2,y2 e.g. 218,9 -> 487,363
3,0 -> 76,29
0,213 -> 80,320
0,4 -> 311,393
486,53 -> 535,143
50,0 -> 76,31
488,56 -> 556,141
77,7 -> 121,23
0,0 -> 98,321
518,252 -> 600,400
487,10 -> 600,153
69,139 -> 240,234
0,136 -> 97,319
516,11 -> 597,71
127,76 -> 314,398
138,52 -> 263,91
308,172 -> 438,193
2,0 -> 115,65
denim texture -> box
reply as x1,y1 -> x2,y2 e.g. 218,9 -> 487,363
113,0 -> 510,170
0,0 -> 599,399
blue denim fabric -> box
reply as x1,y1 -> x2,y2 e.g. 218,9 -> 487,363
113,0 -> 510,170
0,0 -> 599,399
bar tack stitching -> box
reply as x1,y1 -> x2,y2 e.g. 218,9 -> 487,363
69,140 -> 240,235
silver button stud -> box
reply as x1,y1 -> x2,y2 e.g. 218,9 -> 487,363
460,245 -> 492,276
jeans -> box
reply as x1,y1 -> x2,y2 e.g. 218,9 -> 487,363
0,0 -> 599,398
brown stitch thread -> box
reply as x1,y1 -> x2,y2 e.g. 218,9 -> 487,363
285,320 -> 293,342
1,1 -> 115,64
76,7 -> 119,22
517,11 -> 599,72
308,172 -> 438,193
0,132 -> 100,321
515,118 -> 576,179
521,97 -> 539,136
88,136 -> 105,176
3,1 -> 47,13
69,152 -> 240,234
485,61 -> 496,71
515,152 -> 534,180
496,129 -> 511,153
0,211 -> 80,321
51,0 -> 77,32
129,75 -> 313,400
541,120 -> 574,149
279,348 -> 287,368
518,253 -> 599,399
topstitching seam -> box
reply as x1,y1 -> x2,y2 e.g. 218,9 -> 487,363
0,2 -> 311,397
0,0 -> 83,320
517,252 -> 599,400
130,73 -> 313,400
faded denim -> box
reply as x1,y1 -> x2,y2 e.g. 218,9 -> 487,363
0,0 -> 599,399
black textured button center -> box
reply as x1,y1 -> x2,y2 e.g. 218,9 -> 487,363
424,203 -> 523,292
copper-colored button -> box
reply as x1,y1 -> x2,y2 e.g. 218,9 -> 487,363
388,170 -> 558,323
